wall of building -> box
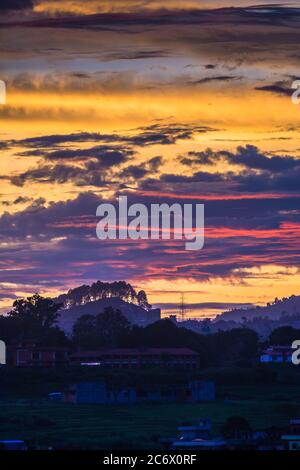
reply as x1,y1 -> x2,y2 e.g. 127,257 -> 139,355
67,381 -> 215,405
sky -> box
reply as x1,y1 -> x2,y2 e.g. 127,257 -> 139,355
0,1 -> 300,318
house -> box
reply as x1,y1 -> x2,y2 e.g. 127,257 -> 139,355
260,346 -> 293,363
282,419 -> 300,450
64,380 -> 215,405
0,440 -> 27,450
189,380 -> 215,402
48,392 -> 64,401
70,347 -> 200,369
177,419 -> 212,440
163,419 -> 280,451
167,419 -> 227,450
7,344 -> 69,367
136,380 -> 215,403
65,382 -> 137,405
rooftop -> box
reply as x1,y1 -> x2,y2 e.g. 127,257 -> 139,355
71,348 -> 199,357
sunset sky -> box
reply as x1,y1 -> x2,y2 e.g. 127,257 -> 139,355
0,1 -> 300,318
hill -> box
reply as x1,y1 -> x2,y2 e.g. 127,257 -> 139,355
57,297 -> 161,335
55,280 -> 151,311
217,295 -> 300,322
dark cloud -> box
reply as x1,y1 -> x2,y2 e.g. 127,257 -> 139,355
103,49 -> 171,61
127,123 -> 214,146
143,166 -> 300,195
13,123 -> 213,155
11,164 -> 84,187
36,145 -> 133,164
119,156 -> 163,180
161,172 -> 223,184
0,0 -> 33,10
0,190 -> 300,295
11,162 -> 119,187
231,167 -> 300,193
189,75 -> 240,85
17,132 -> 116,148
255,82 -> 292,97
0,192 -> 101,240
158,302 -> 253,310
11,154 -> 162,188
1,196 -> 43,207
7,5 -> 300,28
11,144 -> 134,187
180,145 -> 300,173
6,124 -> 216,188
1,3 -> 300,304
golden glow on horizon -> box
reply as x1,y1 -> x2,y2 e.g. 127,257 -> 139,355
144,267 -> 300,318
1,11 -> 300,316
3,88 -> 300,132
0,86 -> 299,214
33,0 -> 294,16
1,264 -> 299,316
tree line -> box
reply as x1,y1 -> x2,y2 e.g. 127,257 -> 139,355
56,281 -> 151,310
0,294 -> 298,368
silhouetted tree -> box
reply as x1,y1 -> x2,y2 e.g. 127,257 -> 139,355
2,294 -> 67,346
137,290 -> 151,310
72,307 -> 132,349
57,281 -> 151,309
0,315 -> 23,343
72,314 -> 99,349
8,294 -> 61,328
269,326 -> 300,346
211,328 -> 258,363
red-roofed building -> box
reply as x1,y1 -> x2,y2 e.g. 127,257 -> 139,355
7,344 -> 69,367
70,348 -> 199,369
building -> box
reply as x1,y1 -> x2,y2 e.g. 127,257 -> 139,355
260,346 -> 293,363
64,380 -> 215,405
136,380 -> 215,403
0,441 -> 27,451
189,380 -> 215,401
70,347 -> 200,369
65,382 -> 137,405
164,419 -> 227,450
282,419 -> 300,450
7,344 -> 69,367
163,419 -> 280,451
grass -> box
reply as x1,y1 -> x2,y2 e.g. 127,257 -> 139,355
0,382 -> 299,449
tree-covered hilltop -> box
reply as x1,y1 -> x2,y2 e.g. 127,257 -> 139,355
216,294 -> 300,322
55,280 -> 151,311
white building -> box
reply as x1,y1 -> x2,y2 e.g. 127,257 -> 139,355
260,346 -> 293,363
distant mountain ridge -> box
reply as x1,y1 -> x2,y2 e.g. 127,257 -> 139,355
217,294 -> 300,322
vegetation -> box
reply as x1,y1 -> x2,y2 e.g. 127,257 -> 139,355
0,294 -> 67,346
0,294 -> 298,372
0,377 -> 298,449
0,291 -> 298,450
269,326 -> 300,346
56,281 -> 151,310
72,307 -> 131,348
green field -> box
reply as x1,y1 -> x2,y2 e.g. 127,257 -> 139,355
0,382 -> 299,449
